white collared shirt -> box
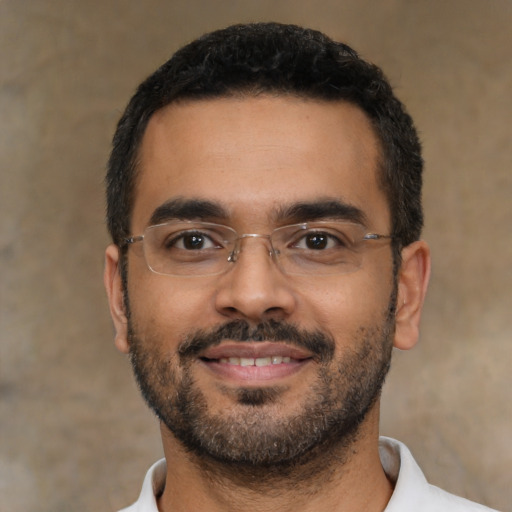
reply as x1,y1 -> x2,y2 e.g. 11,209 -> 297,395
119,437 -> 499,511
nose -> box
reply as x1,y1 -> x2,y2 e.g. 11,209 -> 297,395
214,236 -> 297,323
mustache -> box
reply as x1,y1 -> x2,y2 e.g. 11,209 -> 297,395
178,319 -> 335,363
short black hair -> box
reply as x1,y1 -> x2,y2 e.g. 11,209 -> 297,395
107,22 -> 423,253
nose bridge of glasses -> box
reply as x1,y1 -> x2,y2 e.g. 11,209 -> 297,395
227,233 -> 276,263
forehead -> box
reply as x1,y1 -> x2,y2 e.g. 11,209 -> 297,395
133,95 -> 389,231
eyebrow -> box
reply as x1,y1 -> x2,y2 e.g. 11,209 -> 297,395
148,197 -> 368,228
274,199 -> 368,226
149,198 -> 229,226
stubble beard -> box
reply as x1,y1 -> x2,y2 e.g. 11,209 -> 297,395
126,308 -> 395,486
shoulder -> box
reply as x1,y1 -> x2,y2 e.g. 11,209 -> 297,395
379,437 -> 500,512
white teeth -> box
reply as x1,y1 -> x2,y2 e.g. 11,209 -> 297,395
255,357 -> 272,367
218,356 -> 291,367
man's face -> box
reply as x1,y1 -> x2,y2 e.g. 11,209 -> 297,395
110,96 -> 401,468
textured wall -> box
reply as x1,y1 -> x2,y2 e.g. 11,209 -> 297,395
1,1 -> 510,510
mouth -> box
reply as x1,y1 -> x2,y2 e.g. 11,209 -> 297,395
198,342 -> 314,383
216,355 -> 293,366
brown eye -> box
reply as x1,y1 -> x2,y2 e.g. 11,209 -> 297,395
182,233 -> 207,250
305,233 -> 329,250
168,231 -> 217,250
293,231 -> 345,251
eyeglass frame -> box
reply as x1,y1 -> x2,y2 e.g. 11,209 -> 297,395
121,219 -> 394,277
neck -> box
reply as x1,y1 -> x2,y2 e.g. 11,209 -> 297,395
157,406 -> 393,512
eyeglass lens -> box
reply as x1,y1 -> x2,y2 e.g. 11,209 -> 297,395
138,221 -> 388,276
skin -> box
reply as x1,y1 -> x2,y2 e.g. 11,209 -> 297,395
104,96 -> 431,512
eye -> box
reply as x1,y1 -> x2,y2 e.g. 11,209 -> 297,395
294,231 -> 346,250
168,231 -> 220,250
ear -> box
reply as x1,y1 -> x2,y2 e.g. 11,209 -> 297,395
104,244 -> 130,354
393,240 -> 431,351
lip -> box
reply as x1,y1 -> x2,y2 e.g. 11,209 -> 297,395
201,341 -> 313,360
199,342 -> 314,384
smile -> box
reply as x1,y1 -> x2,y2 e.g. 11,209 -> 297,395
198,342 -> 313,383
219,356 -> 292,366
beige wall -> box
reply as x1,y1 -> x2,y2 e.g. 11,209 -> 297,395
1,1 -> 510,510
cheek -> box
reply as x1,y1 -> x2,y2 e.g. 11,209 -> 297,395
296,270 -> 394,340
127,273 -> 217,345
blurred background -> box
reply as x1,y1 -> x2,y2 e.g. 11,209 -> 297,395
1,1 -> 510,510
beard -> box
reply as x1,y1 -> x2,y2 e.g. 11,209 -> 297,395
127,305 -> 395,481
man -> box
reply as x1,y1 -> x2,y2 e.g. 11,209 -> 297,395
104,23 -> 498,512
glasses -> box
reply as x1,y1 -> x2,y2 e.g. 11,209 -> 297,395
122,220 -> 392,277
